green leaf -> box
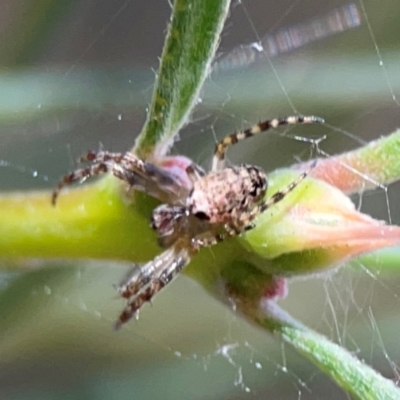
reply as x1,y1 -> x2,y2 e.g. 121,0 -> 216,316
134,0 -> 230,158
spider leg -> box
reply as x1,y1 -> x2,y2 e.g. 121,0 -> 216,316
114,247 -> 191,329
193,219 -> 259,247
78,150 -> 124,164
79,150 -> 151,187
191,234 -> 225,248
255,160 -> 317,215
116,248 -> 178,299
212,115 -> 324,171
51,151 -> 141,205
51,161 -> 111,205
52,150 -> 189,205
191,224 -> 240,248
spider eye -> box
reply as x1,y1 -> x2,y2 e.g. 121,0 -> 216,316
244,167 -> 267,198
194,211 -> 210,221
249,187 -> 260,197
250,181 -> 265,197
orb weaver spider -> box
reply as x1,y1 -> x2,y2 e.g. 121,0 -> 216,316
52,115 -> 323,329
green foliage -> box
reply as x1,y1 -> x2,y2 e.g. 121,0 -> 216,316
1,0 -> 400,398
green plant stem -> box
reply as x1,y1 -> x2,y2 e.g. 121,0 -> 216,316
256,301 -> 400,400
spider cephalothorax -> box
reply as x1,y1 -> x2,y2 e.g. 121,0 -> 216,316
188,165 -> 267,225
52,114 -> 323,328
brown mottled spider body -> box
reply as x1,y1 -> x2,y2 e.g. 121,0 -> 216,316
188,165 -> 267,225
52,115 -> 323,329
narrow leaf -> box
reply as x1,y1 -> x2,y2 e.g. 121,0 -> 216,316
134,0 -> 231,158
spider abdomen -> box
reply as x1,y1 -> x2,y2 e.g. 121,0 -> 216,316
188,165 -> 267,225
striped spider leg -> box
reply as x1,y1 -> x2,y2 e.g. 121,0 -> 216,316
52,114 -> 323,329
51,150 -> 191,205
114,245 -> 191,329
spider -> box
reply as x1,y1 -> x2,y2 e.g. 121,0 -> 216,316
52,114 -> 323,329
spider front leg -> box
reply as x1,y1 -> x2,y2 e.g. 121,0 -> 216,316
51,157 -> 111,205
212,115 -> 324,171
51,150 -> 141,205
52,150 -> 191,205
115,246 -> 192,329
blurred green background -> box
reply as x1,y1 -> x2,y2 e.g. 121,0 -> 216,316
1,0 -> 400,398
